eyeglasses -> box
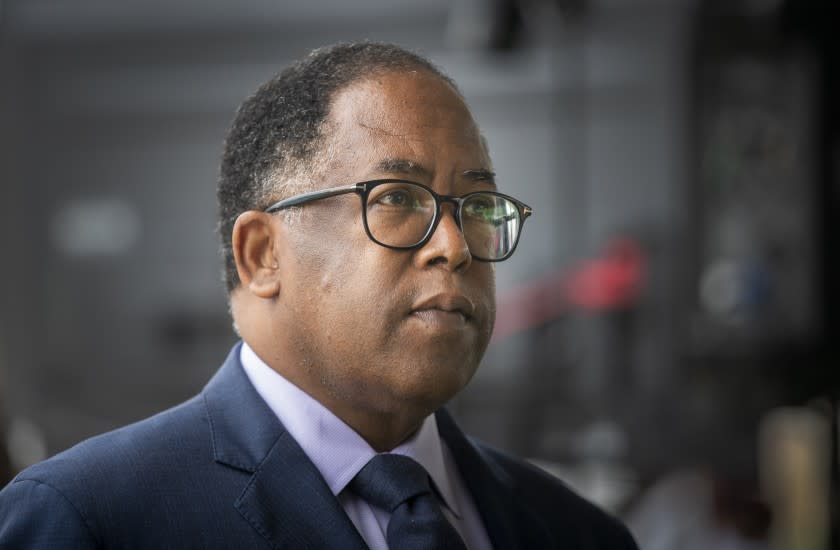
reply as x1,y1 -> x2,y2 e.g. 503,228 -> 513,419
264,179 -> 532,261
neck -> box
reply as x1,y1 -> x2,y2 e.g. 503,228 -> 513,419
320,399 -> 431,452
268,353 -> 433,451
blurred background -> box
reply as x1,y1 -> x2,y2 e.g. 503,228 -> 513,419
0,0 -> 837,547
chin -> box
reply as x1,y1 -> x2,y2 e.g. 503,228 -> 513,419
402,359 -> 479,408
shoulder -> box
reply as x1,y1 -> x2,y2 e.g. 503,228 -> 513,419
0,395 -> 214,543
472,441 -> 638,549
13,394 -> 208,491
0,476 -> 100,547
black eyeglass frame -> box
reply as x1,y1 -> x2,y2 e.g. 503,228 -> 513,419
263,178 -> 533,262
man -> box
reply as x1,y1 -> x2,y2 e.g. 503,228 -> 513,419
0,42 -> 637,548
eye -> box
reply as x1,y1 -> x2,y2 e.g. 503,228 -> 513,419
463,196 -> 495,219
369,184 -> 431,211
375,189 -> 412,207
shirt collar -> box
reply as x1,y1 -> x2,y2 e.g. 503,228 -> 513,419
239,341 -> 462,518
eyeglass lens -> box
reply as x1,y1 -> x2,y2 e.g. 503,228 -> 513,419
365,182 -> 521,260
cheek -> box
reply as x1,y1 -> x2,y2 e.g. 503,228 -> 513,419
302,227 -> 402,333
315,231 -> 375,293
293,207 -> 366,284
472,265 -> 497,324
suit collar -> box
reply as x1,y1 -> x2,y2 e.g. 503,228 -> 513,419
202,343 -> 280,472
436,409 -> 555,550
202,343 -> 367,550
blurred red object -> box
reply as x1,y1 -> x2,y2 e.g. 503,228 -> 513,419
564,238 -> 645,311
492,238 -> 646,342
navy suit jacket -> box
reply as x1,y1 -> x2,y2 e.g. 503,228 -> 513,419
0,344 -> 637,549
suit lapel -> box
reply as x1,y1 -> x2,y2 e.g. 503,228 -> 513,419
436,409 -> 554,550
203,344 -> 368,550
234,430 -> 369,550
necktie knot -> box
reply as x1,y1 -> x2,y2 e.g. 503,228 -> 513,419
349,454 -> 432,512
349,453 -> 467,549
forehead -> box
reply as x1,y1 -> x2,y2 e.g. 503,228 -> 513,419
321,71 -> 490,180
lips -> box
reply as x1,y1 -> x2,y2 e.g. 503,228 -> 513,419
409,293 -> 476,329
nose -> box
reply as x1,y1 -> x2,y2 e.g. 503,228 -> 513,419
413,203 -> 472,272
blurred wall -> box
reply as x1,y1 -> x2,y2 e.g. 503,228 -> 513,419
0,5 -> 836,543
0,0 -> 693,461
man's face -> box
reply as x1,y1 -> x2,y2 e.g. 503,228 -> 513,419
272,70 -> 496,421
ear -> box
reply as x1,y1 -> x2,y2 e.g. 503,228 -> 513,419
232,211 -> 283,298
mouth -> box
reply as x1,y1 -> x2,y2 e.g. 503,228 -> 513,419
409,294 -> 475,329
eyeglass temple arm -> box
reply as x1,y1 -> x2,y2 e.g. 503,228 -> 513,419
264,184 -> 359,213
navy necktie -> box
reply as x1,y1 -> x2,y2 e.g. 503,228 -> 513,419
350,454 -> 467,550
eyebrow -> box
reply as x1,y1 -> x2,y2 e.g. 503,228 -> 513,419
374,158 -> 497,187
462,169 -> 496,186
374,158 -> 431,179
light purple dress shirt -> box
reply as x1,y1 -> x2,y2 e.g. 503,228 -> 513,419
240,342 -> 493,550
